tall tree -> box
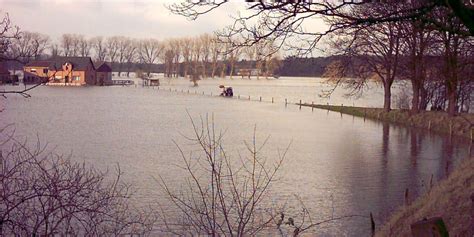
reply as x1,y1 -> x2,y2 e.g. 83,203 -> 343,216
106,36 -> 120,65
78,35 -> 91,57
8,31 -> 50,64
91,36 -> 107,62
138,38 -> 164,76
0,12 -> 20,62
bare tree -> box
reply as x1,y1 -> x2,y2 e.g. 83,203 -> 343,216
163,46 -> 174,78
0,129 -> 156,236
227,39 -> 241,79
90,36 -> 107,62
169,1 -> 473,56
124,39 -> 138,77
169,38 -> 182,78
78,35 -> 91,57
8,31 -> 50,64
50,43 -> 61,58
437,12 -> 470,116
199,34 -> 211,78
326,4 -> 403,112
181,37 -> 192,78
158,115 -> 289,236
60,34 -> 81,57
106,36 -> 120,66
209,36 -> 223,78
116,36 -> 133,77
138,38 -> 164,76
0,11 -> 20,62
264,54 -> 281,79
158,115 -> 370,236
191,37 -> 202,77
398,17 -> 435,114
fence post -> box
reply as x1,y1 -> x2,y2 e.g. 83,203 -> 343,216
299,99 -> 302,110
312,101 -> 314,112
260,96 -> 262,102
370,212 -> 375,236
238,94 -> 240,99
248,96 -> 250,100
272,97 -> 274,103
285,98 -> 287,107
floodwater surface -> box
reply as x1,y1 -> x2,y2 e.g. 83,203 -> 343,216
0,78 -> 471,236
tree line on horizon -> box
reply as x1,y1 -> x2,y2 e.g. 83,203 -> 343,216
3,30 -> 282,79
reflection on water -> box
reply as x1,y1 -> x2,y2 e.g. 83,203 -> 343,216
0,80 -> 471,236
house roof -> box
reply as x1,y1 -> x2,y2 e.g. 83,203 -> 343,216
95,62 -> 112,72
25,57 -> 95,71
48,56 -> 95,71
25,61 -> 51,67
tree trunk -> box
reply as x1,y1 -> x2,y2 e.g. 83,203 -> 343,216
447,83 -> 457,116
411,80 -> 420,114
230,63 -> 234,79
383,83 -> 392,112
418,86 -> 429,111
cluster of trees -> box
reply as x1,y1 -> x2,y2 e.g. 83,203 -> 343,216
2,28 -> 281,79
170,0 -> 473,116
164,34 -> 279,78
324,3 -> 473,115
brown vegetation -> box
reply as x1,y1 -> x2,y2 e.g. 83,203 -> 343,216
375,156 -> 474,236
302,104 -> 474,140
0,127 -> 156,236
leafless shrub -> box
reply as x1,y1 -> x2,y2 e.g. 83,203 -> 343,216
158,114 -> 290,236
158,114 -> 370,236
0,128 -> 155,236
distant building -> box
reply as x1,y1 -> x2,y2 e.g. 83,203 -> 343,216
95,62 -> 112,85
237,68 -> 261,78
24,57 -> 97,86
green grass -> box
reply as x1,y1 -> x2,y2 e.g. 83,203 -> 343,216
301,103 -> 474,140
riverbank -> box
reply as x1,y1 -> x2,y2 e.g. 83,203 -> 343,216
375,156 -> 474,236
300,104 -> 474,140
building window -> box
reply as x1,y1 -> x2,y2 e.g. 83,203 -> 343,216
73,76 -> 80,81
43,68 -> 48,74
30,68 -> 37,72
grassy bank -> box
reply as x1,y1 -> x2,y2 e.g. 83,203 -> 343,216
375,156 -> 474,236
301,104 -> 474,140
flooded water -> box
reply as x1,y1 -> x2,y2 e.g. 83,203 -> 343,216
0,77 -> 471,236
157,76 -> 402,108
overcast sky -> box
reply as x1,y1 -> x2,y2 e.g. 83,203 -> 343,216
1,0 -> 247,38
2,0 -> 330,56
